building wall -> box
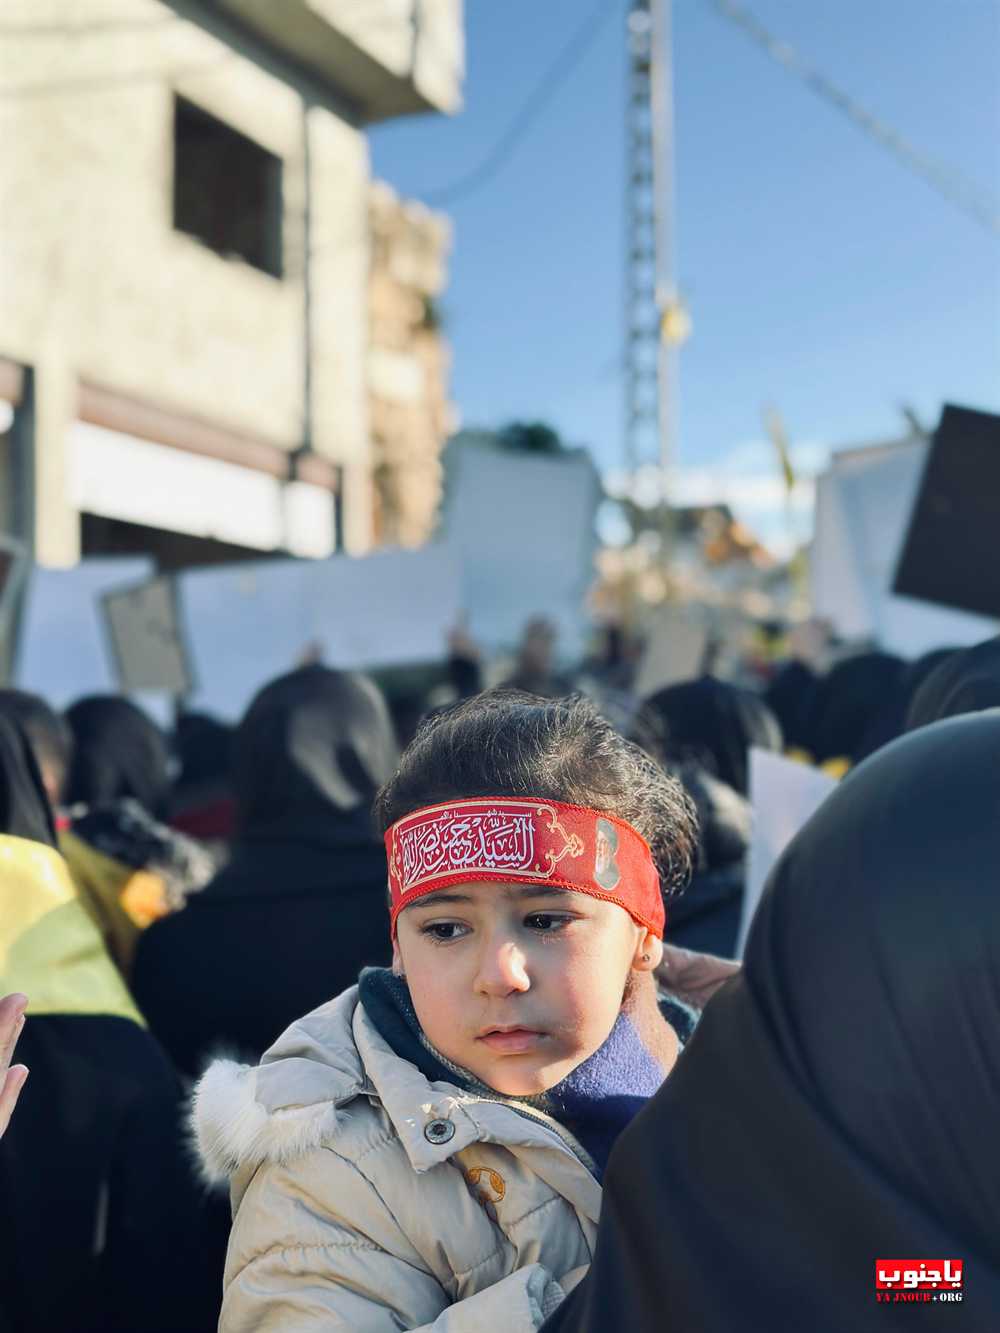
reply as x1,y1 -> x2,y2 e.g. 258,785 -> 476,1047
368,181 -> 456,548
0,0 -> 381,563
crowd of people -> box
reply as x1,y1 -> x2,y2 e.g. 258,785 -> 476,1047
0,622 -> 998,1331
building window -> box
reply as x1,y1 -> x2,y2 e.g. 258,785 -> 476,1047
172,96 -> 283,278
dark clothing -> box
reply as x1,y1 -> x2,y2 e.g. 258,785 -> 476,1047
65,695 -> 172,817
0,715 -> 218,1333
0,718 -> 55,845
809,651 -> 905,763
544,714 -> 1000,1332
637,676 -> 782,795
906,635 -> 1000,730
763,659 -> 819,753
666,862 -> 743,957
133,667 -> 399,1079
133,837 -> 391,1078
665,765 -> 750,958
0,1017 -> 218,1333
231,665 -> 398,840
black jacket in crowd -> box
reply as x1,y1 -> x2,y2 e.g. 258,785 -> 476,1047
0,716 -> 219,1333
544,714 -> 1000,1332
133,666 -> 398,1079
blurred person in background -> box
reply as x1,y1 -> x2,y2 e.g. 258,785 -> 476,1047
169,710 -> 237,848
60,695 -> 217,976
763,659 -> 820,759
631,677 -> 782,958
0,688 -> 73,814
635,676 -> 782,798
0,716 -> 217,1333
906,635 -> 1000,731
543,714 -> 1000,1332
503,616 -> 577,697
132,665 -> 398,1080
808,651 -> 905,772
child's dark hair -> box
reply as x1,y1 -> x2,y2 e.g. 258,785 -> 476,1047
373,690 -> 698,898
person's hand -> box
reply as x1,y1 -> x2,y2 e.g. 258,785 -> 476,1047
0,993 -> 29,1139
656,945 -> 740,1010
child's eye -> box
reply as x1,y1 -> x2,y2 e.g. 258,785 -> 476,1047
524,912 -> 573,933
419,921 -> 469,943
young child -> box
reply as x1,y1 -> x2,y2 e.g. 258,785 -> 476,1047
194,691 -> 700,1332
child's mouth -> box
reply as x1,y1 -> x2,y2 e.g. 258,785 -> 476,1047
477,1027 -> 545,1053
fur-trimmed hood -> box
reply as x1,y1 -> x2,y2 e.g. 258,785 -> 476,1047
192,987 -> 364,1186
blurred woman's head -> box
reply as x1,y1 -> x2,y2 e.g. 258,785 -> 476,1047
233,665 -> 399,842
634,676 -> 782,796
64,696 -> 170,817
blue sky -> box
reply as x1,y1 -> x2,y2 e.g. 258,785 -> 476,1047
371,0 -> 1000,552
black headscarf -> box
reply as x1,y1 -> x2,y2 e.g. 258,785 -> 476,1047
763,660 -> 820,754
0,716 -> 57,847
173,712 -> 233,792
906,636 -> 1000,732
64,696 -> 171,817
232,665 -> 399,845
544,713 -> 1000,1333
637,677 -> 782,795
809,650 -> 905,763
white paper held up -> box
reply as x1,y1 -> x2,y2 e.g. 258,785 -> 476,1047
737,748 -> 837,958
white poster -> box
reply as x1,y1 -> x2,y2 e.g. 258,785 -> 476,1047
102,576 -> 194,697
15,557 -> 155,707
737,748 -> 838,958
634,607 -> 709,699
180,544 -> 461,720
811,440 -> 995,656
442,438 -> 601,661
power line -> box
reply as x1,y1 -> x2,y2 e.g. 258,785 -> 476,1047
704,0 -> 1000,238
421,0 -> 619,206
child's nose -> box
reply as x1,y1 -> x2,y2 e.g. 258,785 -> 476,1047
475,939 -> 531,996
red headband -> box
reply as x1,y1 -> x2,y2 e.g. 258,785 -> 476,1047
386,798 -> 664,938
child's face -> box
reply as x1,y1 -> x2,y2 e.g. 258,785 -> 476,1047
395,882 -> 662,1096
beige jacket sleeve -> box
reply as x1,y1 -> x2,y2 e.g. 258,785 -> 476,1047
221,1149 -> 567,1333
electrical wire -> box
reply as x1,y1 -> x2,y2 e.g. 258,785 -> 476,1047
421,0 -> 619,206
704,0 -> 1000,238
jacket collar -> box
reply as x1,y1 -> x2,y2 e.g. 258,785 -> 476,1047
192,984 -> 601,1223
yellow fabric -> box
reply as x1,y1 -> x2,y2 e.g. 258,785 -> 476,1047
59,830 -> 167,977
0,834 -> 144,1024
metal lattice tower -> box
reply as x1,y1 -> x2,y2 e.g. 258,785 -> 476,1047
624,0 -> 681,484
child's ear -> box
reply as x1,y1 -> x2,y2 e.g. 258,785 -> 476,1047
391,939 -> 405,978
632,930 -> 663,973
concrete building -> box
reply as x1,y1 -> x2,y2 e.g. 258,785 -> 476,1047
0,0 -> 463,570
368,180 -> 456,548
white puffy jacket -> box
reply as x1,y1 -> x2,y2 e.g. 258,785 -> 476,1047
193,985 -> 602,1331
